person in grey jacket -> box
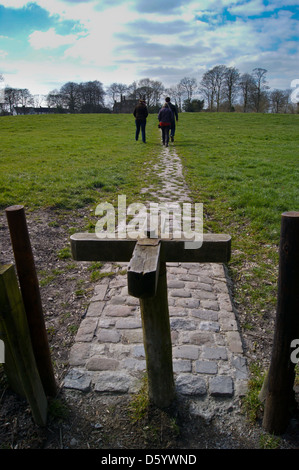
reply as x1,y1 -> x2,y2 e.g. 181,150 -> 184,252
158,103 -> 173,147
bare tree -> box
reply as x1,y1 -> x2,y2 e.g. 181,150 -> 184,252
47,89 -> 65,109
251,68 -> 269,112
33,94 -> 46,107
107,82 -> 120,102
179,77 -> 197,101
0,73 -> 5,108
79,80 -> 106,112
269,89 -> 289,113
199,66 -> 226,111
165,84 -> 184,112
0,74 -> 4,103
18,88 -> 34,107
239,73 -> 256,112
129,78 -> 164,107
199,69 -> 216,111
107,82 -> 128,102
60,82 -> 81,112
4,87 -> 21,113
212,65 -> 227,112
139,78 -> 164,106
222,67 -> 240,111
127,81 -> 138,100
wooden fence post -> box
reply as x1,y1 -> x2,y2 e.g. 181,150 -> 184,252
262,211 -> 299,435
0,264 -> 48,426
139,260 -> 175,408
5,205 -> 57,397
128,240 -> 175,408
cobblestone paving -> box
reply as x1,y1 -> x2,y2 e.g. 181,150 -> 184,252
63,145 -> 248,418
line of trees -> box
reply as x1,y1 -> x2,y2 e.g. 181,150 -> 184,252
46,80 -> 109,113
199,66 -> 273,113
169,67 -> 296,114
1,67 -> 298,115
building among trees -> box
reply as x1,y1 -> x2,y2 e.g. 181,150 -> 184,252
13,106 -> 57,115
113,95 -> 137,113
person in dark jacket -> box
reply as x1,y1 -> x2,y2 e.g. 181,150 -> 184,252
133,99 -> 148,143
158,103 -> 173,147
165,97 -> 178,142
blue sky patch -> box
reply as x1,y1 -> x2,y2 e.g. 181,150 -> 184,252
0,4 -> 53,37
0,3 -> 83,38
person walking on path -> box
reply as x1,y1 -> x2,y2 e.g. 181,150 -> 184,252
133,99 -> 148,143
158,103 -> 173,147
165,97 -> 178,142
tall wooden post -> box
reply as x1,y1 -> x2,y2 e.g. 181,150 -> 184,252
5,205 -> 57,397
128,241 -> 175,408
262,212 -> 299,435
0,265 -> 48,426
140,261 -> 175,408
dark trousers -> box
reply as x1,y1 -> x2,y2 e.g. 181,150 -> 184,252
135,119 -> 146,142
161,125 -> 171,146
170,120 -> 176,137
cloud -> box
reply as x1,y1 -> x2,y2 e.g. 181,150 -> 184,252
133,0 -> 194,14
228,0 -> 299,17
0,49 -> 8,59
0,0 -> 29,7
63,0 -> 95,3
228,0 -> 267,16
124,18 -> 198,38
62,5 -> 141,67
29,28 -> 80,49
139,65 -> 205,84
1,0 -> 298,95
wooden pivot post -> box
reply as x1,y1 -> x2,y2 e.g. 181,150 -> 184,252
262,212 -> 299,435
5,205 -> 57,397
0,265 -> 48,426
127,239 -> 174,408
71,232 -> 231,408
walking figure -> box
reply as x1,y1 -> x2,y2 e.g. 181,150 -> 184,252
133,99 -> 148,143
158,103 -> 173,147
165,97 -> 178,142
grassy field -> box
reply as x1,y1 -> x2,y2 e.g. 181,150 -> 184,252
0,112 -> 298,331
0,113 -> 160,210
174,112 -> 299,329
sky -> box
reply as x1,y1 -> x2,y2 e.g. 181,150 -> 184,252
0,0 -> 298,102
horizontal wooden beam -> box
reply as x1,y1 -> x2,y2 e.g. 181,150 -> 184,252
70,233 -> 231,263
71,234 -> 136,262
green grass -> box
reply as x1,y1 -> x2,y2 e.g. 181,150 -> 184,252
175,113 -> 298,240
0,114 -> 160,211
242,362 -> 265,423
129,374 -> 149,423
175,112 -> 299,326
1,112 -> 298,329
